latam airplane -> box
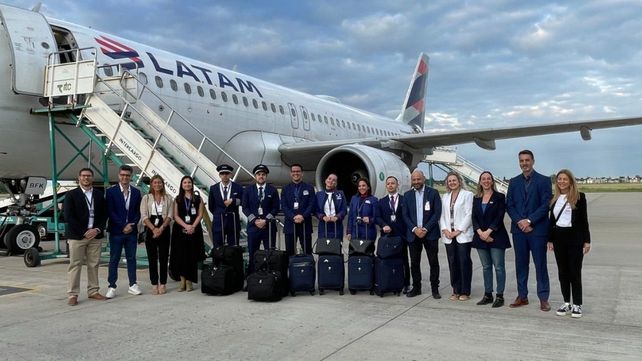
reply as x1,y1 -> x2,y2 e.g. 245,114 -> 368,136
2,4 -> 642,204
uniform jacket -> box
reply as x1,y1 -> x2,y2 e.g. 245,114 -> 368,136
63,187 -> 107,240
281,181 -> 315,235
242,183 -> 280,233
401,186 -> 442,242
347,194 -> 379,241
506,170 -> 552,237
315,189 -> 347,238
471,191 -> 511,249
376,193 -> 406,240
208,181 -> 243,229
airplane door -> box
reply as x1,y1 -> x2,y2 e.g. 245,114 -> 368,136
0,4 -> 57,95
300,105 -> 311,131
288,103 -> 299,129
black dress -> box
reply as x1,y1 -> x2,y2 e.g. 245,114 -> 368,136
169,194 -> 206,282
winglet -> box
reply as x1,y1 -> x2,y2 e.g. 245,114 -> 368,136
397,53 -> 429,133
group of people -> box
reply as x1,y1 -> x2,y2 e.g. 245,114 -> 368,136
64,149 -> 591,318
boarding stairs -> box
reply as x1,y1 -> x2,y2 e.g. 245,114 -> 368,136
423,147 -> 509,194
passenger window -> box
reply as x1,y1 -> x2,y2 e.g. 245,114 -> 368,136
139,72 -> 148,84
279,105 -> 285,114
324,116 -> 328,124
271,103 -> 277,113
291,108 -> 296,117
210,89 -> 217,99
253,99 -> 259,109
243,97 -> 249,107
232,94 -> 238,104
184,83 -> 191,94
154,76 -> 163,88
303,110 -> 308,120
221,91 -> 228,102
341,120 -> 345,128
311,113 -> 316,121
104,67 -> 114,77
262,101 -> 268,111
170,79 -> 178,92
197,86 -> 204,97
330,117 -> 335,126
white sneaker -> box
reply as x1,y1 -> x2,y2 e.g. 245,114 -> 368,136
556,302 -> 571,316
128,284 -> 142,295
106,287 -> 116,299
571,304 -> 583,318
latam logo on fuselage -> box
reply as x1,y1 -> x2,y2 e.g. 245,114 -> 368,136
94,35 -> 263,98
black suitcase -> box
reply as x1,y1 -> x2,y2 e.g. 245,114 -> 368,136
348,255 -> 374,294
201,264 -> 242,295
317,255 -> 344,295
247,270 -> 283,302
210,214 -> 245,280
253,224 -> 289,296
376,235 -> 403,259
374,257 -> 404,297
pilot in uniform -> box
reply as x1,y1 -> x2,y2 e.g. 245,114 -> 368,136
208,164 -> 243,246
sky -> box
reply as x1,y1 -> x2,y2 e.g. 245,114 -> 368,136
6,0 -> 642,179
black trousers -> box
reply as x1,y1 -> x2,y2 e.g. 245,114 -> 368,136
284,223 -> 312,256
444,239 -> 472,295
145,227 -> 171,285
409,237 -> 440,290
552,227 -> 584,305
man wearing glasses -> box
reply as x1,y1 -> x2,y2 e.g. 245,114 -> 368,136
105,165 -> 143,298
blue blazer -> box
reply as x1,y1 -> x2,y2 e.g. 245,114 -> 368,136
106,185 -> 141,236
506,170 -> 552,237
376,194 -> 406,240
471,191 -> 511,249
208,181 -> 243,230
63,187 -> 107,240
281,181 -> 315,235
347,195 -> 379,241
242,183 -> 280,234
401,186 -> 442,242
315,190 -> 347,238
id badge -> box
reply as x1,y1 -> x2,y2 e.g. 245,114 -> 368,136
185,215 -> 191,223
258,207 -> 264,216
89,209 -> 95,217
293,201 -> 299,210
191,207 -> 197,215
154,218 -> 160,226
390,215 -> 396,222
156,204 -> 163,213
424,201 -> 430,211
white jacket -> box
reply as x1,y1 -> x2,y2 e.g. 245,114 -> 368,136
439,189 -> 474,244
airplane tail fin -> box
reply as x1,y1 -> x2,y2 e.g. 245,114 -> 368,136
397,53 -> 429,133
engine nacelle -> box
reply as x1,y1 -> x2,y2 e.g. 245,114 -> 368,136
315,145 -> 411,199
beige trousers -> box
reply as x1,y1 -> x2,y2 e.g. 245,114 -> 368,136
67,238 -> 103,297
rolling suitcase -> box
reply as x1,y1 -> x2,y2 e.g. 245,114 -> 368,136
314,223 -> 342,255
201,264 -> 242,295
347,255 -> 374,295
253,221 -> 289,296
247,269 -> 283,302
374,257 -> 404,297
317,255 -> 344,295
376,235 -> 403,259
288,223 -> 316,296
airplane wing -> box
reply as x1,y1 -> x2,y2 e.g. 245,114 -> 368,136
279,116 -> 642,161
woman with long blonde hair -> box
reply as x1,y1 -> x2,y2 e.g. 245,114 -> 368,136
547,169 -> 591,318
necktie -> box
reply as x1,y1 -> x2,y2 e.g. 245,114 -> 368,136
258,186 -> 264,202
390,195 -> 395,212
223,185 -> 228,200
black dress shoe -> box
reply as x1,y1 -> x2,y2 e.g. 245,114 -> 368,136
476,293 -> 494,305
406,288 -> 422,298
492,296 -> 504,308
402,286 -> 410,294
242,285 -> 248,292
432,290 -> 441,299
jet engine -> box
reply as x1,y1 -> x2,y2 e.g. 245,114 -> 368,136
315,145 -> 411,199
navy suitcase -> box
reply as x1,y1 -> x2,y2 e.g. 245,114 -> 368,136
288,254 -> 316,296
376,235 -> 403,259
317,255 -> 344,295
348,255 -> 374,295
374,257 -> 404,297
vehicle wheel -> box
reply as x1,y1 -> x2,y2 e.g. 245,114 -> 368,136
36,223 -> 48,241
349,289 -> 356,295
7,224 -> 40,254
1,226 -> 13,248
24,247 -> 41,267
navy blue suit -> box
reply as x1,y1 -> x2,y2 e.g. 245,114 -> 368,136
242,183 -> 280,273
402,186 -> 442,291
281,181 -> 315,255
208,181 -> 243,246
347,195 -> 378,241
376,193 -> 410,287
105,184 -> 142,288
315,190 -> 347,239
506,170 -> 552,300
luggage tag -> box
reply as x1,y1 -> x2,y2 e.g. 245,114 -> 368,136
293,201 -> 299,210
424,201 -> 430,211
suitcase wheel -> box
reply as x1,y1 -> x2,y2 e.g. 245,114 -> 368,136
349,289 -> 356,295
319,288 -> 325,295
290,291 -> 296,297
309,290 -> 315,296
395,292 -> 400,296
369,289 -> 374,296
339,289 -> 344,296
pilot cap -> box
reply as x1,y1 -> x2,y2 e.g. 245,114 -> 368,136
217,164 -> 233,174
253,164 -> 269,175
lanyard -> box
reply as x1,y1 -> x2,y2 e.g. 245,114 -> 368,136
154,198 -> 163,216
84,191 -> 93,210
184,197 -> 192,212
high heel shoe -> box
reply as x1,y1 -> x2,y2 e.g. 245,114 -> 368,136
159,284 -> 166,294
178,277 -> 186,292
186,280 -> 193,292
151,285 -> 159,295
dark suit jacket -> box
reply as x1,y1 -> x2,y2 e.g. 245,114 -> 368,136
376,194 -> 406,240
506,170 -> 552,237
208,181 -> 243,232
401,186 -> 442,242
471,191 -> 511,249
63,187 -> 107,240
242,183 -> 280,234
315,190 -> 347,238
548,192 -> 591,244
281,181 -> 315,235
106,184 -> 142,236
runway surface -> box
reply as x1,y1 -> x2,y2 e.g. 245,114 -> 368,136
1,192 -> 641,361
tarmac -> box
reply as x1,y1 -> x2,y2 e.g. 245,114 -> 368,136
1,192 -> 641,361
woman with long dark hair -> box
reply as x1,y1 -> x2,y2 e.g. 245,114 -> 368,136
548,169 -> 591,318
170,175 -> 206,292
346,178 -> 378,242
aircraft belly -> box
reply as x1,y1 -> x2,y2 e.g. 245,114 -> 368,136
223,131 -> 290,184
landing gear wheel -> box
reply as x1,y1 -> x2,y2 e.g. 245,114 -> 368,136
349,289 -> 356,295
24,247 -> 41,267
7,224 -> 40,254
